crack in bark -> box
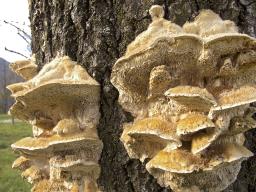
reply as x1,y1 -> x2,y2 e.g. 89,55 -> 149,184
194,0 -> 200,12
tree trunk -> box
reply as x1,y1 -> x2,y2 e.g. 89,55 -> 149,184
29,0 -> 256,191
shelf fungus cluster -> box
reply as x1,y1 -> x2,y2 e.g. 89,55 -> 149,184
8,56 -> 103,192
111,5 -> 256,192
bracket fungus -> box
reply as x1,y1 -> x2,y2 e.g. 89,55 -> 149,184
9,55 -> 37,80
8,56 -> 102,192
111,5 -> 256,192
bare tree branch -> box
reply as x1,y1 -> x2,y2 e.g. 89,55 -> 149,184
3,20 -> 31,40
5,47 -> 29,58
17,31 -> 30,44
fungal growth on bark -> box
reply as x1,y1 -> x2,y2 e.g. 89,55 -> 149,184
9,55 -> 37,80
8,56 -> 103,192
111,5 -> 256,192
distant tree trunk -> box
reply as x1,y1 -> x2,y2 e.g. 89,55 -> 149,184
29,0 -> 256,191
3,60 -> 8,113
11,116 -> 15,125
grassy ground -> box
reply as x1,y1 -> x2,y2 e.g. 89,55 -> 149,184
0,114 -> 32,192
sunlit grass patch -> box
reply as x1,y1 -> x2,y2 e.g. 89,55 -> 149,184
0,114 -> 32,192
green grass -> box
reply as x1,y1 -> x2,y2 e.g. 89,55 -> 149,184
0,114 -> 32,192
0,114 -> 11,121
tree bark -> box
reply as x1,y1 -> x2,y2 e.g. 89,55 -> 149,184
29,0 -> 256,191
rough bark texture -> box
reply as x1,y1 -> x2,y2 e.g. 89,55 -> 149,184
29,0 -> 256,191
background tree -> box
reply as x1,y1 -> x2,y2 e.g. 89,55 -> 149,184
0,19 -> 31,113
0,58 -> 22,113
29,1 -> 256,191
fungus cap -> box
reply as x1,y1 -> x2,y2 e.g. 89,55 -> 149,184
228,107 -> 256,135
9,56 -> 37,80
21,165 -> 43,184
205,143 -> 253,170
51,159 -> 100,179
183,9 -> 238,37
148,65 -> 174,99
121,117 -> 181,161
146,149 -> 204,174
12,132 -> 103,158
191,128 -> 221,154
209,85 -> 256,119
147,143 -> 252,174
12,156 -> 31,170
125,117 -> 180,142
218,85 -> 256,108
165,86 -> 217,111
7,57 -> 100,122
149,5 -> 164,19
176,113 -> 215,136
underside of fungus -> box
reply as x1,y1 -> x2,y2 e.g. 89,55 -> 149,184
111,5 -> 256,192
8,56 -> 102,192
